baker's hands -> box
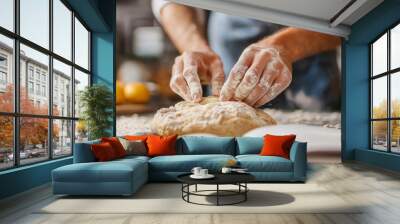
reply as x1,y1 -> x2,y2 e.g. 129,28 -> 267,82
170,51 -> 225,102
220,44 -> 292,107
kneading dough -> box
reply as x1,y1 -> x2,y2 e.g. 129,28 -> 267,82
151,96 -> 276,136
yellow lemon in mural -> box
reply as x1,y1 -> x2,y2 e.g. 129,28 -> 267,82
116,81 -> 125,105
124,82 -> 150,104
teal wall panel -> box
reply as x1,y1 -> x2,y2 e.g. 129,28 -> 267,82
343,0 -> 400,171
0,158 -> 72,199
0,0 -> 116,200
355,149 -> 400,172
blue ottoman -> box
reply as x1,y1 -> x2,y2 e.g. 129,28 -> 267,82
52,156 -> 148,196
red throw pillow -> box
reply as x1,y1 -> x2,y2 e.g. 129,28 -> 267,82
260,134 -> 296,159
101,137 -> 127,158
146,135 -> 177,157
91,142 -> 117,161
124,135 -> 148,141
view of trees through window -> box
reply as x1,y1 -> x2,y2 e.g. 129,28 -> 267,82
0,0 -> 91,170
371,23 -> 400,153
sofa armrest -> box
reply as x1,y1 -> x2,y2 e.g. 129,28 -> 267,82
73,140 -> 100,163
289,141 -> 307,181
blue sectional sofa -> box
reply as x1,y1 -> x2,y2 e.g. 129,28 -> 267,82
52,136 -> 307,196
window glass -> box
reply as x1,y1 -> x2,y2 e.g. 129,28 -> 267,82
75,120 -> 88,143
0,116 -> 13,170
372,76 -> 387,119
19,117 -> 49,165
74,18 -> 89,70
372,121 -> 388,151
372,33 -> 387,76
391,72 -> 400,118
0,35 -> 13,112
74,69 -> 89,118
391,24 -> 400,70
53,59 -> 72,116
391,120 -> 400,153
20,0 -> 49,49
20,44 -> 49,115
53,119 -> 72,157
0,0 -> 14,31
53,0 -> 72,60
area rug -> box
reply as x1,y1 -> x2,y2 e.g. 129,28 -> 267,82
38,183 -> 361,214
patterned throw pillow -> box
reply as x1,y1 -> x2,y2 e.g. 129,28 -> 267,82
118,137 -> 147,156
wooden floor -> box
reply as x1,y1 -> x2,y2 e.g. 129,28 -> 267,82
1,161 -> 400,224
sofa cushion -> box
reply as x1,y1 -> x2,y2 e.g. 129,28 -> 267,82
53,158 -> 147,183
91,142 -> 118,161
149,154 -> 235,172
236,155 -> 293,172
147,135 -> 177,157
236,137 -> 263,155
177,136 -> 235,155
101,137 -> 127,158
118,138 -> 147,156
260,134 -> 296,159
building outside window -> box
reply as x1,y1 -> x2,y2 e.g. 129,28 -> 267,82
0,0 -> 91,170
28,81 -> 34,94
35,70 -> 40,81
35,83 -> 40,95
370,22 -> 400,154
0,54 -> 7,90
41,85 -> 46,97
28,66 -> 34,80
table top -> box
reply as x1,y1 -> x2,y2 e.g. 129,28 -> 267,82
177,172 -> 255,185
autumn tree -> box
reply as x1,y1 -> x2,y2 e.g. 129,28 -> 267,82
0,84 -> 59,154
372,99 -> 400,143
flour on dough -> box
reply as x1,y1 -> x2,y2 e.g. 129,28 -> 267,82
151,96 -> 276,136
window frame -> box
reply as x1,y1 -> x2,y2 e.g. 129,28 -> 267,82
0,0 -> 92,171
370,20 -> 400,154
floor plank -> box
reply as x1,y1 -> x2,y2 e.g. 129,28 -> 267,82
1,162 -> 400,224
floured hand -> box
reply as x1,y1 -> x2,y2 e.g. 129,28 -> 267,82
220,44 -> 292,107
170,51 -> 225,102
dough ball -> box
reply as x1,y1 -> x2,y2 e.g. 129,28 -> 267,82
151,96 -> 276,136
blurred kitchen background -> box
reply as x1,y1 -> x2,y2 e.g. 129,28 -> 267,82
115,0 -> 341,142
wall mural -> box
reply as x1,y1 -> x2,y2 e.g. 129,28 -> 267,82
116,0 -> 341,162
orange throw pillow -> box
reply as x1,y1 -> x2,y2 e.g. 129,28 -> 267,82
146,135 -> 177,157
101,137 -> 127,158
124,135 -> 148,141
260,134 -> 296,159
91,142 -> 117,161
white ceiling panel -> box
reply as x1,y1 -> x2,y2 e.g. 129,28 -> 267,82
170,0 -> 384,38
226,0 -> 352,21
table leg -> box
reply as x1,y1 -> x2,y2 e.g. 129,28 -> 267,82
217,184 -> 219,206
245,183 -> 247,201
195,184 -> 197,192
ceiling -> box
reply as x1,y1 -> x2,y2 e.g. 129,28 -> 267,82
170,0 -> 384,37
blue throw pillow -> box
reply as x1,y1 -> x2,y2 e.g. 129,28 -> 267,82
177,136 -> 235,155
236,137 -> 264,155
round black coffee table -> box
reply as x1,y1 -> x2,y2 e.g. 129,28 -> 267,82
177,173 -> 255,206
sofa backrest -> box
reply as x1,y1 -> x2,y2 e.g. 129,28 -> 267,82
176,136 -> 236,155
236,137 -> 264,155
73,139 -> 100,163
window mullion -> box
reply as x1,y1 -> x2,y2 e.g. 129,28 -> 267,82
13,0 -> 20,167
388,30 -> 391,152
71,10 -> 76,155
48,0 -> 54,160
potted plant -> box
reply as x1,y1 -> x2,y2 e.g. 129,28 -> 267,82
79,84 -> 113,140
